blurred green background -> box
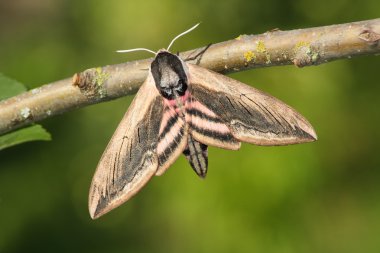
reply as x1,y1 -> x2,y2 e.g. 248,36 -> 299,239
0,0 -> 379,252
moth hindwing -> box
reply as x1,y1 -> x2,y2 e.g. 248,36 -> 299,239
88,50 -> 317,219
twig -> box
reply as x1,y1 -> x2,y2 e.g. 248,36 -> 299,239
0,18 -> 379,135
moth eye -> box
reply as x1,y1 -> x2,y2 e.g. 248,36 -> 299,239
174,80 -> 187,96
163,87 -> 172,94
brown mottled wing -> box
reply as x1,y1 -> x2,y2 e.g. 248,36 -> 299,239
89,74 -> 163,219
187,64 -> 317,145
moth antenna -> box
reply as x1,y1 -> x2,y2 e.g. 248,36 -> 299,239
166,23 -> 200,52
116,48 -> 157,55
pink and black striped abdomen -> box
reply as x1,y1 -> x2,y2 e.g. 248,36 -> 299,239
155,97 -> 188,176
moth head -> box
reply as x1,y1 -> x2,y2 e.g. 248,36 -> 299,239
150,51 -> 188,99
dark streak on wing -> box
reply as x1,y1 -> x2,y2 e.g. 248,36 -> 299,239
113,136 -> 127,184
189,123 -> 236,143
129,141 -> 133,161
186,108 -> 224,124
237,100 -> 253,116
260,103 -> 286,130
112,154 -> 118,185
225,96 -> 236,110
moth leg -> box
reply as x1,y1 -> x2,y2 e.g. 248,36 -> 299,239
183,135 -> 208,178
183,43 -> 212,64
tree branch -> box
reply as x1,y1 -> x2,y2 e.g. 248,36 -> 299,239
0,19 -> 379,135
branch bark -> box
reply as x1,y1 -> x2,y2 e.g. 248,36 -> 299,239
0,18 -> 379,135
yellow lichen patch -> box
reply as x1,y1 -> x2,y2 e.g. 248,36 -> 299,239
244,51 -> 256,63
294,41 -> 310,52
256,40 -> 266,53
235,34 -> 247,40
94,67 -> 110,98
95,67 -> 110,87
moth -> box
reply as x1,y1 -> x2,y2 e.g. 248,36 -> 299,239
89,24 -> 317,219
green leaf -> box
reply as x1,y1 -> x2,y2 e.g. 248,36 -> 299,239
0,73 -> 27,101
0,125 -> 51,151
0,73 -> 52,150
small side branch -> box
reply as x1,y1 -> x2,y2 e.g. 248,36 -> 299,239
0,19 -> 379,135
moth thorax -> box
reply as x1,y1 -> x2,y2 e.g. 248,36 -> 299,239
151,51 -> 188,100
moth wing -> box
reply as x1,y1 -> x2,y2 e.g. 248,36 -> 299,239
89,74 -> 163,219
187,64 -> 317,145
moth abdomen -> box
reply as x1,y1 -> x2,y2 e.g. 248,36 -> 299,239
183,136 -> 208,178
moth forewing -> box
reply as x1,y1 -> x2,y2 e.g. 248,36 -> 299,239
186,63 -> 317,145
89,74 -> 163,219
